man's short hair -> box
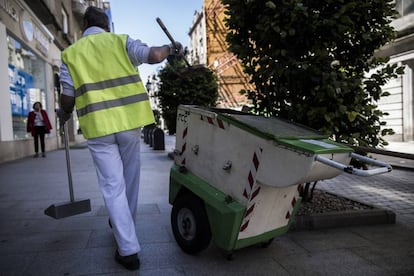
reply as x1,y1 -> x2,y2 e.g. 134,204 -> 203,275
83,6 -> 109,31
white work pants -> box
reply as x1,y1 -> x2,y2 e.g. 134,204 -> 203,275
87,128 -> 141,256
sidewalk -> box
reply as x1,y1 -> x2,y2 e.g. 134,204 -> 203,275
380,141 -> 414,170
0,135 -> 413,275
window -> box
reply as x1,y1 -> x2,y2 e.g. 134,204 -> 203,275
7,35 -> 47,139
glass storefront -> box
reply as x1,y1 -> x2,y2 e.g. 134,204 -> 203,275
7,34 -> 47,139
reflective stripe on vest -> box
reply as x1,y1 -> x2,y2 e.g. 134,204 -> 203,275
77,93 -> 149,117
75,75 -> 141,98
62,33 -> 154,139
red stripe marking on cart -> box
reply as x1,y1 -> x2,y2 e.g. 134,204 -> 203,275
245,204 -> 255,217
201,115 -> 226,130
217,118 -> 225,129
285,187 -> 301,221
176,126 -> 188,170
251,187 -> 261,200
253,153 -> 259,170
239,147 -> 263,234
248,172 -> 254,188
240,221 -> 249,232
285,211 -> 290,219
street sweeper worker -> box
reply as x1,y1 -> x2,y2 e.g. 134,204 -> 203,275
58,6 -> 183,271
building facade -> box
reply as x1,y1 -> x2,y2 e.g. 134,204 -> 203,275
0,0 -> 110,163
188,10 -> 206,66
188,0 -> 252,109
145,73 -> 165,130
376,0 -> 414,142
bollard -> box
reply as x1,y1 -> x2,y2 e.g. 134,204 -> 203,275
142,127 -> 147,142
143,125 -> 155,144
149,128 -> 154,147
152,127 -> 165,150
143,127 -> 149,144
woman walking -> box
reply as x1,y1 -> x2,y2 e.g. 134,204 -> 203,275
27,101 -> 52,157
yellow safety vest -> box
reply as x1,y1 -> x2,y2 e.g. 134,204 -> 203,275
61,32 -> 155,139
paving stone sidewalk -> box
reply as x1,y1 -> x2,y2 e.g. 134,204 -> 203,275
0,135 -> 413,275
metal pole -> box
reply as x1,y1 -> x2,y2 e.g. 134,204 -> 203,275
63,123 -> 75,202
156,17 -> 191,67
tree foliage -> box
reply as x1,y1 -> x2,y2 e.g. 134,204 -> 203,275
157,58 -> 219,134
223,0 -> 404,147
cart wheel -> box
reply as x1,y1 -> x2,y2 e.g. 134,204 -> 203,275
171,193 -> 212,255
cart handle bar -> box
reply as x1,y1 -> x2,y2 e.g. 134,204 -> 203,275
315,153 -> 392,177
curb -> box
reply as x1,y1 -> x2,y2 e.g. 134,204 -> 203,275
292,208 -> 396,231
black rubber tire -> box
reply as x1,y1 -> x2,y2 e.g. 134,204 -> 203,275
260,238 -> 274,248
171,192 -> 212,255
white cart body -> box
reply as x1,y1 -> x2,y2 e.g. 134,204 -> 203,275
170,105 -> 391,250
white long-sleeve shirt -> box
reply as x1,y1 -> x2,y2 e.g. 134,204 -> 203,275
60,26 -> 150,97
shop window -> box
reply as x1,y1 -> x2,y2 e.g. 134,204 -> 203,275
7,35 -> 47,140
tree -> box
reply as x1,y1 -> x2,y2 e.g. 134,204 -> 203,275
157,58 -> 219,134
223,0 -> 404,148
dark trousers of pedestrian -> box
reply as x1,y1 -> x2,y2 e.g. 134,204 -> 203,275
34,126 -> 46,154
